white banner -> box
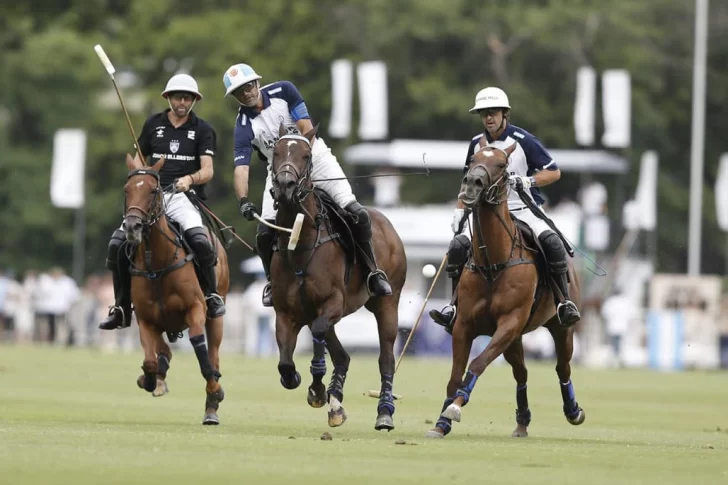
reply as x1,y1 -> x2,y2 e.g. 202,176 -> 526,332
601,69 -> 632,148
357,61 -> 388,140
328,59 -> 353,139
574,66 -> 596,146
50,129 -> 87,209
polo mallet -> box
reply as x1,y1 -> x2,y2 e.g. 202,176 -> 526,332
93,44 -> 145,160
255,214 -> 305,250
366,252 -> 449,399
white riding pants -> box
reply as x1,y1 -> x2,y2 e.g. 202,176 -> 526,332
121,192 -> 203,232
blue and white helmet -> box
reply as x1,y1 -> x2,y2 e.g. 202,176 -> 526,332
223,63 -> 262,97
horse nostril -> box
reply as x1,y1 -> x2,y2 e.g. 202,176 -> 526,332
131,221 -> 142,232
475,179 -> 484,188
284,179 -> 295,190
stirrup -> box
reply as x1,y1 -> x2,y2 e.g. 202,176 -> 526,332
262,282 -> 273,307
366,269 -> 392,296
430,305 -> 456,333
205,293 -> 226,317
99,305 -> 130,330
556,300 -> 580,327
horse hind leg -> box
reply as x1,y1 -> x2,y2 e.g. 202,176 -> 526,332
307,315 -> 328,409
202,315 -> 225,424
371,300 -> 399,432
546,321 -> 586,426
503,338 -> 531,437
324,326 -> 350,428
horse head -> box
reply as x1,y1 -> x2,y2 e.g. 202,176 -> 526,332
123,153 -> 166,245
271,123 -> 317,208
459,142 -> 516,207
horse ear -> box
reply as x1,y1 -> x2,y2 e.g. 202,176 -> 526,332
278,123 -> 287,138
151,156 -> 166,173
126,153 -> 139,171
303,123 -> 319,143
505,142 -> 517,156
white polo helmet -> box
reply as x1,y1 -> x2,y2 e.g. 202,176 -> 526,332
161,74 -> 203,100
223,63 -> 262,97
469,87 -> 510,113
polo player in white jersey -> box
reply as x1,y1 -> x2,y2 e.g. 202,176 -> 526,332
222,63 -> 392,306
429,87 -> 580,331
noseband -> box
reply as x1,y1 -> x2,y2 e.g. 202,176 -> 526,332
125,169 -> 164,227
272,134 -> 314,202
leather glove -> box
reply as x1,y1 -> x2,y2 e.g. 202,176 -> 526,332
239,197 -> 259,222
510,175 -> 535,192
451,208 -> 466,234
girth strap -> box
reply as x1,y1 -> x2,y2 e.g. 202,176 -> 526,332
129,253 -> 194,280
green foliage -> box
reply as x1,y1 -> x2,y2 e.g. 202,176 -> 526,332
1,0 -> 727,281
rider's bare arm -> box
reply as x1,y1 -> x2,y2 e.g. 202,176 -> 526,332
532,167 -> 561,187
234,165 -> 250,200
188,155 -> 214,186
296,118 -> 315,140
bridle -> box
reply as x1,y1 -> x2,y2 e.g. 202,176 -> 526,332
271,134 -> 315,206
124,169 -> 164,228
465,146 -> 510,207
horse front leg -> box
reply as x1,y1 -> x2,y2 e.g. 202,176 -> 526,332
426,313 -> 475,439
307,314 -> 328,409
153,338 -> 171,397
324,325 -> 351,427
441,310 -> 525,428
502,338 -> 530,437
187,301 -> 222,425
202,315 -> 225,425
136,319 -> 161,393
276,313 -> 301,390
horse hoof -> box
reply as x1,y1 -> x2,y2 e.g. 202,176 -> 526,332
511,425 -> 529,438
374,413 -> 394,431
425,428 -> 445,439
152,379 -> 168,397
327,407 -> 347,427
441,403 -> 462,422
567,408 -> 586,425
202,413 -> 220,425
307,385 -> 326,408
137,375 -> 145,389
137,375 -> 155,392
280,371 -> 301,390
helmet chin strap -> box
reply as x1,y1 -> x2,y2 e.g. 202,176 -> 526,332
167,97 -> 196,116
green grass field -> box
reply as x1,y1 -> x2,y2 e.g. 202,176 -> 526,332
1,345 -> 726,485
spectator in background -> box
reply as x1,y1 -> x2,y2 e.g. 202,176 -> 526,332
33,267 -> 80,344
600,288 -> 635,366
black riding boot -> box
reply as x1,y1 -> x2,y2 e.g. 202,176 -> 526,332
99,229 -> 132,330
345,202 -> 392,296
257,221 -> 276,307
185,228 -> 226,318
429,234 -> 471,333
539,231 -> 580,327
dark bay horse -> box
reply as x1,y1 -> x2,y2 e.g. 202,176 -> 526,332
426,142 -> 585,439
123,154 -> 229,425
269,125 -> 407,430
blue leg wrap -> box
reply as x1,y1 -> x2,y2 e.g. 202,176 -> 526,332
515,383 -> 531,426
454,371 -> 478,405
560,380 -> 579,417
435,396 -> 455,435
377,373 -> 395,416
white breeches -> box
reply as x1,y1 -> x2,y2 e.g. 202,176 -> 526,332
511,206 -> 552,238
260,137 -> 357,220
121,192 -> 203,232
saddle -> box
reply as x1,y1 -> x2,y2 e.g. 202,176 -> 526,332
511,215 -> 563,323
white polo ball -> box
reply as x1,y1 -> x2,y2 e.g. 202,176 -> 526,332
422,264 -> 437,278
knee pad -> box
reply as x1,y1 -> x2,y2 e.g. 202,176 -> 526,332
185,228 -> 215,266
106,229 -> 126,270
446,234 -> 471,276
345,201 -> 372,239
539,231 -> 568,272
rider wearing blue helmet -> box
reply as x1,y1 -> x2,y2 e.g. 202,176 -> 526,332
223,63 -> 392,306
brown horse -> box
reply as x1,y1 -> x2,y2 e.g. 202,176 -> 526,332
425,142 -> 585,439
268,125 -> 407,430
123,153 -> 229,425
